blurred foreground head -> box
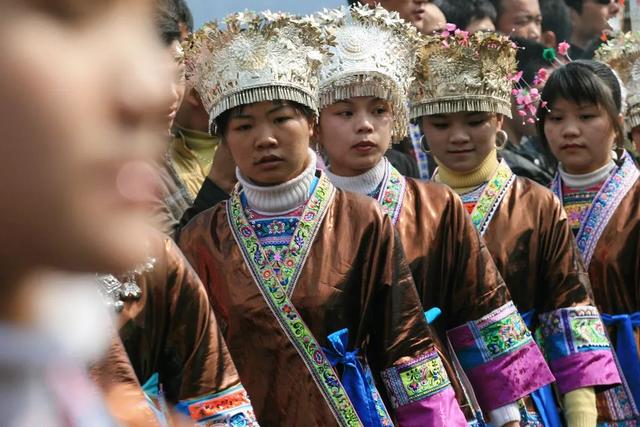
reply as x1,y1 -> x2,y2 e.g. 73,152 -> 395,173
0,0 -> 172,276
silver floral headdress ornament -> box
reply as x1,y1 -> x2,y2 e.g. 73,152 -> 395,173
315,4 -> 421,141
410,26 -> 518,120
595,32 -> 640,130
183,10 -> 328,134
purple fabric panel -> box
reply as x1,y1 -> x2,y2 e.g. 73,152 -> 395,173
447,324 -> 475,349
466,341 -> 555,411
551,350 -> 621,394
395,386 -> 467,427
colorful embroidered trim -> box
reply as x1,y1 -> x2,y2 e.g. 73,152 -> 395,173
377,159 -> 406,225
178,384 -> 258,425
239,175 -> 329,297
538,306 -> 610,361
228,174 -> 362,427
603,384 -> 639,422
470,160 -> 515,236
452,302 -> 534,369
380,351 -> 452,409
551,151 -> 640,267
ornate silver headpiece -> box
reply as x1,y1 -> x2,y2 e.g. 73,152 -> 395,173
183,11 -> 328,134
596,32 -> 640,129
315,5 -> 421,140
410,29 -> 517,119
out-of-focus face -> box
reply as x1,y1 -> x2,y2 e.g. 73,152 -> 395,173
0,0 -> 172,274
421,111 -> 504,172
572,0 -> 621,43
365,0 -> 429,29
466,16 -> 496,33
223,101 -> 313,186
544,98 -> 616,174
167,40 -> 187,132
497,0 -> 542,41
319,97 -> 394,177
422,3 -> 446,34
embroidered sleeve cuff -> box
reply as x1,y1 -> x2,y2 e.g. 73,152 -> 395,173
176,384 -> 258,426
488,402 -> 521,427
538,306 -> 620,394
447,301 -> 555,411
380,351 -> 467,426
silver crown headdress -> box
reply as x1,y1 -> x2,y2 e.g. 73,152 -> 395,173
410,29 -> 517,119
183,11 -> 327,134
596,32 -> 640,129
315,4 -> 421,141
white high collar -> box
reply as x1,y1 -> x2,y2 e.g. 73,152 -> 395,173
236,149 -> 317,215
325,158 -> 387,196
559,159 -> 616,189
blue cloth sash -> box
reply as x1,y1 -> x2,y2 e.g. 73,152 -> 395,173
521,310 -> 563,427
323,328 -> 391,427
601,312 -> 640,408
141,373 -> 170,427
424,307 -> 442,324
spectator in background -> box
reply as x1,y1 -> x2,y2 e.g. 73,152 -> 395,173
539,0 -> 572,48
489,0 -> 542,41
564,0 -> 621,59
422,2 -> 446,33
349,0 -> 430,30
436,0 -> 497,33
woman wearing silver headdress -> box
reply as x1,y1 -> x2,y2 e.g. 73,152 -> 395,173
316,5 -> 561,427
411,28 -> 621,426
179,10 -> 464,426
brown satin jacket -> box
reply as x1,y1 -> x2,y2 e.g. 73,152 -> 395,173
116,235 -> 242,403
179,188 -> 439,426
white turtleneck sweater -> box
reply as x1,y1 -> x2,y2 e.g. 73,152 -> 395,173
325,158 -> 387,196
236,149 -> 317,215
558,159 -> 616,189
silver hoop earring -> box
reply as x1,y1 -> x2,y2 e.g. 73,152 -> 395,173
420,135 -> 431,154
495,130 -> 508,150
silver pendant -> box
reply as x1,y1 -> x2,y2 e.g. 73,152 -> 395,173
121,281 -> 142,300
96,257 -> 155,312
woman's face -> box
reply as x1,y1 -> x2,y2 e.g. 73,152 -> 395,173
544,98 -> 616,174
223,101 -> 313,186
0,0 -> 172,274
318,97 -> 393,177
420,111 -> 503,173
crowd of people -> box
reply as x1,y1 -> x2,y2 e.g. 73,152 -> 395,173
2,0 -> 640,426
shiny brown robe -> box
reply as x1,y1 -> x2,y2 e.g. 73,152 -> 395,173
91,335 -> 160,426
482,176 -> 620,422
395,179 -> 510,417
585,179 -> 640,419
588,179 -> 640,350
116,235 -> 242,404
179,190 -> 436,426
482,176 -> 592,312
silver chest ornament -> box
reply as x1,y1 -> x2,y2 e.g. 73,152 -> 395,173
96,257 -> 156,313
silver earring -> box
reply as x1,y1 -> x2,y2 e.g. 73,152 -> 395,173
495,130 -> 508,150
420,136 -> 431,154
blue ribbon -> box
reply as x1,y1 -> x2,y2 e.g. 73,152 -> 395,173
323,328 -> 388,427
141,373 -> 170,427
424,307 -> 442,324
521,310 -> 563,427
601,312 -> 640,408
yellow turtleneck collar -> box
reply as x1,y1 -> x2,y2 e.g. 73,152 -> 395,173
434,149 -> 500,195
